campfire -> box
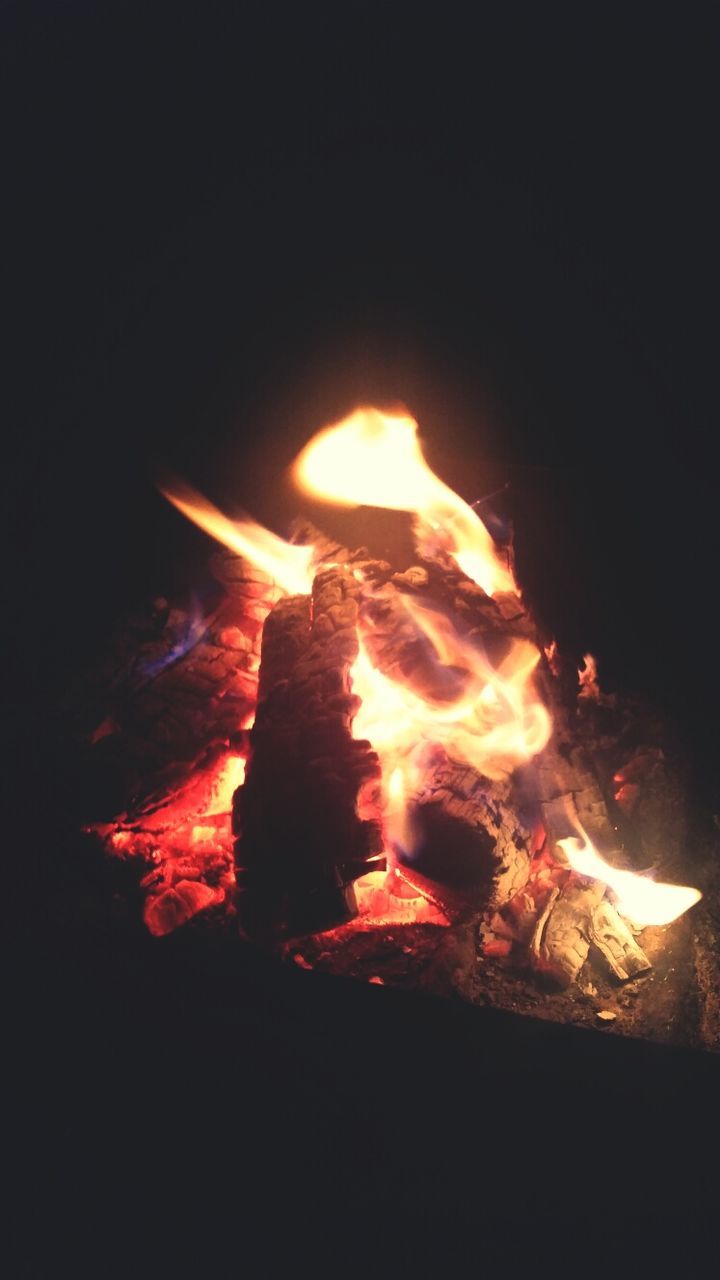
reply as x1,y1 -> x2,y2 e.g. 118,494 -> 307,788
85,407 -> 717,1048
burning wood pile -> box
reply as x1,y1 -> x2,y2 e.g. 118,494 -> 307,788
82,408 -> 717,1048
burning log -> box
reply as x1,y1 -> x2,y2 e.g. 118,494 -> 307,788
234,566 -> 384,940
232,529 -> 544,933
395,755 -> 532,916
589,899 -> 651,981
349,563 -> 540,914
530,879 -> 606,986
77,402 -> 708,1045
521,685 -> 655,984
72,551 -> 279,821
532,705 -> 619,860
529,877 -> 651,987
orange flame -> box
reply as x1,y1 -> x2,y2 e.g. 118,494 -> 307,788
159,407 -> 702,935
160,483 -> 315,595
161,409 -> 550,880
292,406 -> 516,597
351,596 -> 551,858
578,652 -> 600,700
557,828 -> 701,928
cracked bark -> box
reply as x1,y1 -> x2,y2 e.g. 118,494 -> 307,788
69,552 -> 279,821
233,566 -> 384,940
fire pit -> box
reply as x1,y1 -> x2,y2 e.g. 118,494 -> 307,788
77,407 -> 718,1051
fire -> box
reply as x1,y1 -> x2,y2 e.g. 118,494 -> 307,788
98,750 -> 247,936
350,600 -> 551,856
151,404 -> 701,942
159,408 -> 548,870
557,828 -> 701,928
578,652 -> 599,700
292,406 -> 516,597
160,482 -> 315,595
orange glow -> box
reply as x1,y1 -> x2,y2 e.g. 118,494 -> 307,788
557,828 -> 701,928
147,405 -> 701,942
292,406 -> 516,597
352,869 -> 449,927
204,754 -> 246,812
99,751 -> 246,935
160,408 -> 549,899
351,597 -> 551,859
160,482 -> 315,595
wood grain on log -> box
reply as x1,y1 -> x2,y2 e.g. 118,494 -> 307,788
589,899 -> 651,980
398,754 -> 532,915
71,554 -> 279,821
531,877 -> 606,986
234,566 -> 384,939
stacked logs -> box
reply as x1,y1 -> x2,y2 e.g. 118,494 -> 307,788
233,547 -> 540,938
79,520 -> 660,990
233,536 -> 655,992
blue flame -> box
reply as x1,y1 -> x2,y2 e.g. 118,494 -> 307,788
139,596 -> 208,680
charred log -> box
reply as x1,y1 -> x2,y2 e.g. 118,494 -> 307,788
397,755 -> 532,918
589,899 -> 651,981
531,878 -> 606,986
68,554 -> 279,821
357,559 -> 537,687
234,567 -> 384,940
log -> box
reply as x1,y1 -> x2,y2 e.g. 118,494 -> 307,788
531,878 -> 606,986
357,558 -> 537,685
352,565 -> 535,914
532,730 -> 619,859
67,553 -> 280,822
589,899 -> 651,980
396,753 -> 532,916
233,566 -> 384,940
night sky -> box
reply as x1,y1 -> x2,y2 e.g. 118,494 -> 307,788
4,4 -> 719,779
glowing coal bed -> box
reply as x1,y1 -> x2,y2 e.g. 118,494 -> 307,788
86,408 -> 717,1051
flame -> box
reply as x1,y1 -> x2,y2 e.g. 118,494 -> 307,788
161,411 -> 550,882
557,829 -> 701,928
98,750 -> 248,936
160,482 -> 315,595
292,406 -> 516,597
578,652 -> 599,700
351,597 -> 551,859
134,407 -> 702,942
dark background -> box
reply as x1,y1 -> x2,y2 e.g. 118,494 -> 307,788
4,4 -> 719,1269
4,3 -> 719,776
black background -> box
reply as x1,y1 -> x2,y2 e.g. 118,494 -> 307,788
4,4 -> 719,1269
4,3 -> 719,775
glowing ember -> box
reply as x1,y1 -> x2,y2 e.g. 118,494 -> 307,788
351,869 -> 448,927
557,827 -> 701,928
98,751 -> 247,935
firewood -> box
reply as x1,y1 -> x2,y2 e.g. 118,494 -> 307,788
339,557 -> 542,915
234,566 -> 384,939
396,753 -> 532,916
533,731 -> 619,860
531,878 -> 606,986
70,554 -> 279,821
589,899 -> 651,980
